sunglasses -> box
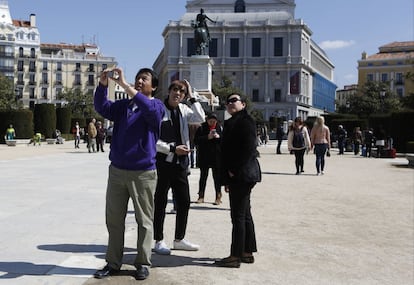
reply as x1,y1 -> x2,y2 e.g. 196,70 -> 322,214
226,97 -> 241,104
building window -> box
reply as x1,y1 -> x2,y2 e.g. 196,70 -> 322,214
88,74 -> 95,86
29,61 -> 36,72
252,89 -> 259,102
367,74 -> 374,82
381,73 -> 388,82
42,88 -> 47,99
274,37 -> 283,56
252,38 -> 261,57
395,72 -> 403,85
56,62 -> 62,71
102,63 -> 108,71
56,73 -> 62,84
396,88 -> 403,97
56,88 -> 62,98
17,73 -> 23,84
18,61 -> 24,71
75,63 -> 81,71
274,89 -> 281,102
209,38 -> 218,57
30,48 -> 35,58
234,0 -> 246,12
42,61 -> 48,70
88,63 -> 95,72
29,88 -> 35,99
29,74 -> 35,84
230,38 -> 239,57
187,38 -> 195,56
75,74 -> 81,85
42,73 -> 48,84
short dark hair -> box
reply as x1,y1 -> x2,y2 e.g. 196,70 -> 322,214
226,93 -> 246,103
136,68 -> 159,89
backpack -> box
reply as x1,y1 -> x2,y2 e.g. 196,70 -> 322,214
292,128 -> 305,148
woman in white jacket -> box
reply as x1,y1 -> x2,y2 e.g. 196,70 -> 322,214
153,80 -> 205,255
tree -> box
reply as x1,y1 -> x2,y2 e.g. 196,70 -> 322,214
346,81 -> 401,117
212,75 -> 254,110
59,88 -> 97,118
0,74 -> 23,110
400,69 -> 414,110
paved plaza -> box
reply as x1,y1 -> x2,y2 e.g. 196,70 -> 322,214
0,141 -> 413,285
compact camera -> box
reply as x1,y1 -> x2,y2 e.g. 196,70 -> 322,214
107,70 -> 119,79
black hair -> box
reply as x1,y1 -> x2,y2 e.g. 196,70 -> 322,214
136,68 -> 159,89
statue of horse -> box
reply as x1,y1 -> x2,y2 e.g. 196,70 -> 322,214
194,26 -> 209,55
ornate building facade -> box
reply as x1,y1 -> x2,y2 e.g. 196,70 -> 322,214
358,41 -> 414,98
0,0 -> 117,109
154,0 -> 337,121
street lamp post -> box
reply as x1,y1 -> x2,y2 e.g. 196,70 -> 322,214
380,89 -> 386,112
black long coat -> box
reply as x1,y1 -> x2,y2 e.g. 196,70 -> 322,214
194,121 -> 222,168
221,109 -> 261,185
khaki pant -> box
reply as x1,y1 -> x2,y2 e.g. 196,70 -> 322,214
105,165 -> 156,269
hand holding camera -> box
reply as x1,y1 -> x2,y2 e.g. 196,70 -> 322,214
107,70 -> 119,80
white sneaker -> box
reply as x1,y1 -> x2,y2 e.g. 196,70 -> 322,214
153,240 -> 171,255
173,239 -> 200,251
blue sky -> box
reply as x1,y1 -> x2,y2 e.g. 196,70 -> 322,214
9,0 -> 414,88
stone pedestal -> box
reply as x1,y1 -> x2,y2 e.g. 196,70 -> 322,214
189,55 -> 218,108
190,55 -> 213,92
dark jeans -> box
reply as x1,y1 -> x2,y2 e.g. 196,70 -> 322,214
293,149 -> 306,173
338,138 -> 345,154
198,166 -> 221,197
276,139 -> 282,154
365,143 -> 372,157
228,181 -> 257,257
154,163 -> 190,241
314,143 -> 328,173
354,141 -> 360,155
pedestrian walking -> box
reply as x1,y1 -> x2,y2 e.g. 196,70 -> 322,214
287,117 -> 311,175
310,116 -> 331,175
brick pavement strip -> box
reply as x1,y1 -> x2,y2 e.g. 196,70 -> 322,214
0,141 -> 413,285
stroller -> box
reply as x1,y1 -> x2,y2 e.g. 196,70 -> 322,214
53,129 -> 64,144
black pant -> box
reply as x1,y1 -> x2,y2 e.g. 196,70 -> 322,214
228,181 -> 257,257
198,166 -> 221,197
276,139 -> 282,154
154,162 -> 190,241
294,149 -> 306,173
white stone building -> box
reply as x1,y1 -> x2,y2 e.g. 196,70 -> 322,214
154,0 -> 337,121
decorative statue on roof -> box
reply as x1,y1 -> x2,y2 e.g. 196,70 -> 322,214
193,8 -> 216,55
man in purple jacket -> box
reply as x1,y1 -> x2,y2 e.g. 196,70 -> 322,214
93,67 -> 164,281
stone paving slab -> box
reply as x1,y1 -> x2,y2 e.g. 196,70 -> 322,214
0,141 -> 413,285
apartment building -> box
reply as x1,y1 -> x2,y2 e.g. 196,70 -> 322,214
154,0 -> 337,121
0,0 -> 117,109
336,84 -> 358,110
358,41 -> 414,98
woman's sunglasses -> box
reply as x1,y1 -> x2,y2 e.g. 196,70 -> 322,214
226,97 -> 241,104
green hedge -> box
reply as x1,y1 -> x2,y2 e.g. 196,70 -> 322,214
34,104 -> 56,138
0,110 -> 33,143
56,107 -> 72,134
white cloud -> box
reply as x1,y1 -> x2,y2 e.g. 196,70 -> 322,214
319,40 -> 356,50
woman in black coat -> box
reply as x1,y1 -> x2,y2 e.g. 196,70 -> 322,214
194,113 -> 223,205
215,93 -> 261,268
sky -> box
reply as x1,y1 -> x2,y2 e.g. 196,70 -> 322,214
8,0 -> 414,88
